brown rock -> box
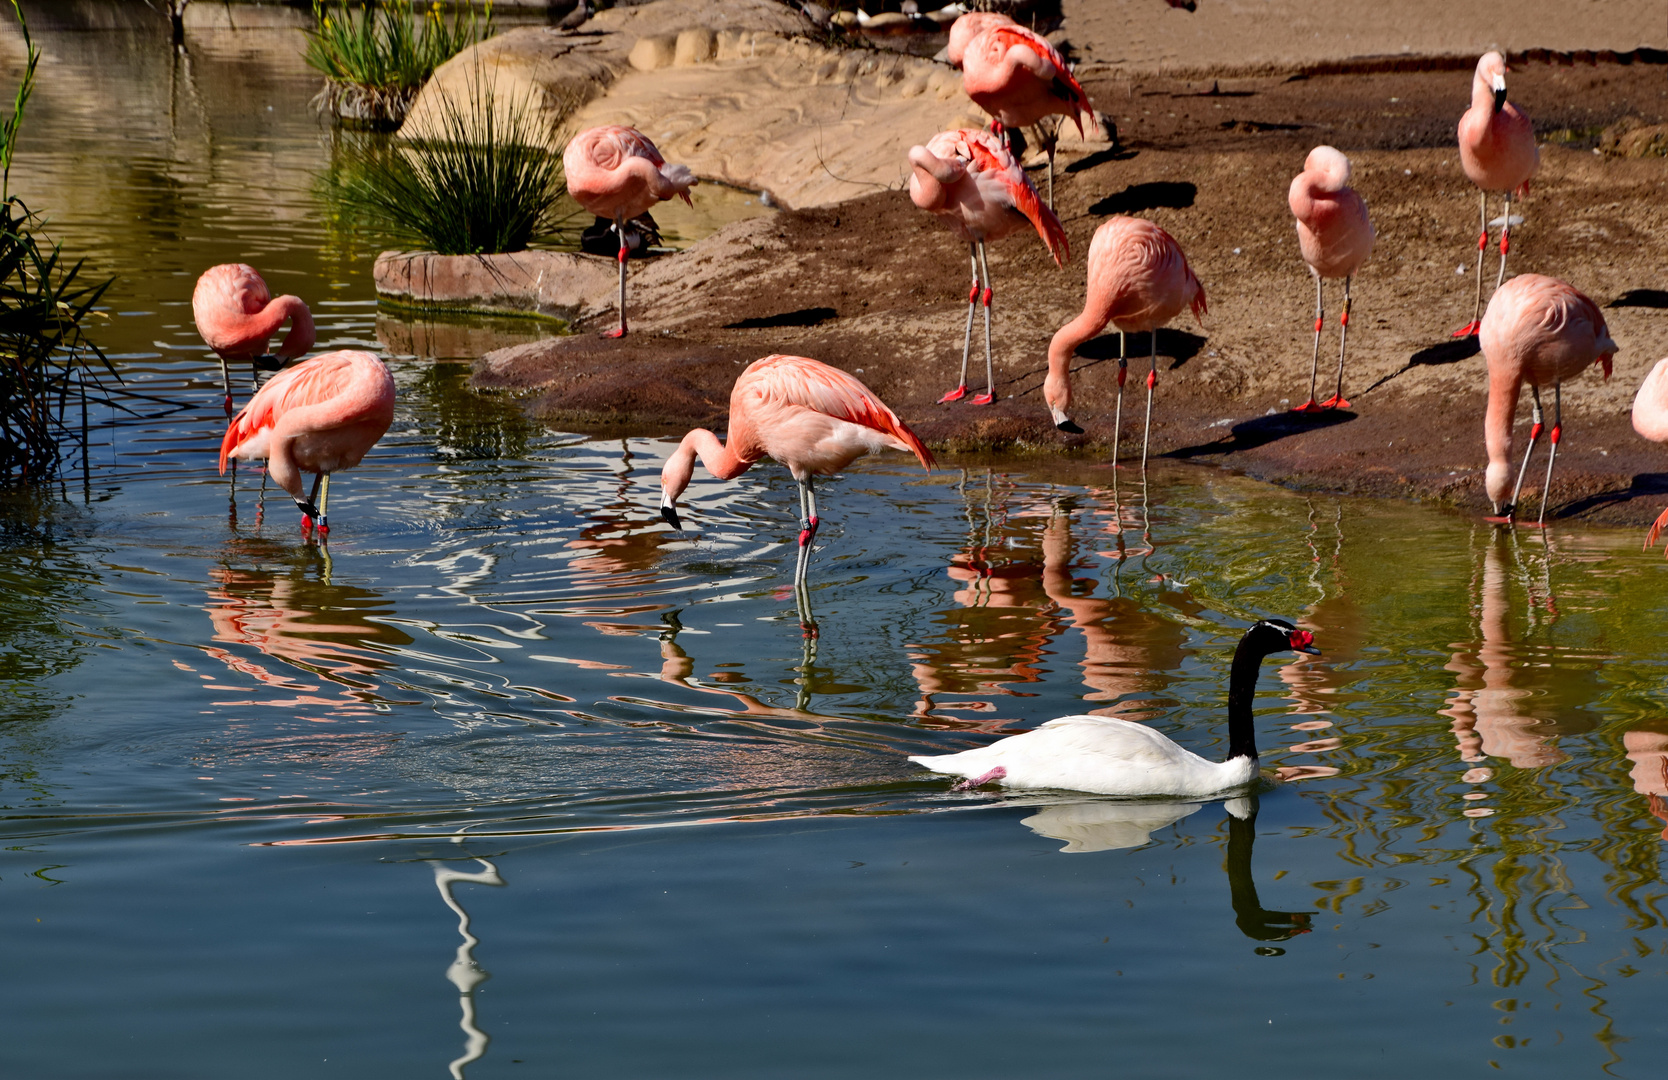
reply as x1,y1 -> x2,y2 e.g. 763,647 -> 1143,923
373,250 -> 617,320
1600,116 -> 1668,157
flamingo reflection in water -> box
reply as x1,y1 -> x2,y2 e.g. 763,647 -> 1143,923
1020,795 -> 1311,943
428,846 -> 506,1080
912,472 -> 1187,725
1268,498 -> 1357,782
1442,529 -> 1586,811
1623,731 -> 1668,840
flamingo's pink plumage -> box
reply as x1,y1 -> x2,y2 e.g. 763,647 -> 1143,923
1288,146 -> 1374,411
660,355 -> 932,590
910,127 -> 1067,405
192,263 -> 315,415
1045,215 -> 1205,455
220,349 -> 396,535
1479,274 -> 1615,522
1630,357 -> 1668,552
562,125 -> 696,337
1455,52 -> 1540,336
945,12 -> 1014,68
960,23 -> 1092,138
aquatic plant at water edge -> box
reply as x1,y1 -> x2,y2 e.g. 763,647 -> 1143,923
0,0 -> 116,484
304,0 -> 495,129
321,76 -> 580,256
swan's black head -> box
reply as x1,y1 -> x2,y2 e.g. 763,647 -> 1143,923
1243,618 -> 1320,657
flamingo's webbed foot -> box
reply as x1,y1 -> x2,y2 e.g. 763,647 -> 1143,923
971,391 -> 995,406
1291,399 -> 1324,413
603,326 -> 628,339
1451,320 -> 1482,338
1317,394 -> 1351,410
939,385 -> 968,403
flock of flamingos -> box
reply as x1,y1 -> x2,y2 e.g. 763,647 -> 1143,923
188,13 -> 1667,799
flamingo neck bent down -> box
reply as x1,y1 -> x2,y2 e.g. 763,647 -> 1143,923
663,428 -> 759,499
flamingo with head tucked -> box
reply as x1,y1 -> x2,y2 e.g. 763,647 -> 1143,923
958,19 -> 1094,207
1288,146 -> 1374,412
220,349 -> 396,538
660,354 -> 933,597
909,127 -> 1068,406
193,264 -> 315,417
1044,215 -> 1206,470
1455,51 -> 1539,337
1480,274 -> 1615,524
563,125 -> 697,338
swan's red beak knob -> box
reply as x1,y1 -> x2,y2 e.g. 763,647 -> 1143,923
1288,629 -> 1320,655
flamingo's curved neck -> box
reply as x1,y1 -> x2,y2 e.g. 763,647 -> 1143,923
272,297 -> 316,359
1225,637 -> 1270,762
677,428 -> 754,484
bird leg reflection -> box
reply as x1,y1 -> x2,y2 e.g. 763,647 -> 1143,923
1226,796 -> 1314,942
429,856 -> 506,1080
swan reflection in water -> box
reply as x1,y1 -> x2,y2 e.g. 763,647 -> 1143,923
1019,794 -> 1312,943
428,850 -> 506,1080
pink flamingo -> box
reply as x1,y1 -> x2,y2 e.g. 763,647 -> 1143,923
1630,357 -> 1668,552
220,350 -> 397,537
562,125 -> 696,338
660,354 -> 934,594
1288,146 -> 1374,412
945,11 -> 1013,67
192,263 -> 315,417
1455,51 -> 1539,337
1480,274 -> 1615,524
1044,215 -> 1206,470
959,20 -> 1094,207
909,127 -> 1068,406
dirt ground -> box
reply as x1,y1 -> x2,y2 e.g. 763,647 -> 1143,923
472,58 -> 1668,525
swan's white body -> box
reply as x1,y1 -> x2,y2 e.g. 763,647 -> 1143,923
910,714 -> 1259,797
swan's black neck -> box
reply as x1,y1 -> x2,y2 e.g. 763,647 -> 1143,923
1225,637 -> 1273,761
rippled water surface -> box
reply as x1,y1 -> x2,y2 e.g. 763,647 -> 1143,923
2,8 -> 1667,1079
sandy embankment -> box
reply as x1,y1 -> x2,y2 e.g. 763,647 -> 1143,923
386,1 -> 1668,524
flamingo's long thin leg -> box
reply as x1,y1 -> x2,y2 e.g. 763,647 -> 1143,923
1494,191 -> 1514,295
317,474 -> 332,538
1295,274 -> 1324,412
218,356 -> 233,418
942,244 -> 978,403
605,209 -> 628,338
1140,330 -> 1159,475
1455,190 -> 1488,337
973,242 -> 996,405
1321,276 -> 1353,409
298,471 -> 323,535
794,477 -> 820,589
1536,379 -> 1562,526
1111,330 -> 1127,468
1506,384 -> 1544,519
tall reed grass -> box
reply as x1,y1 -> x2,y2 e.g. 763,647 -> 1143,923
0,0 -> 116,484
321,75 -> 580,256
304,0 -> 495,129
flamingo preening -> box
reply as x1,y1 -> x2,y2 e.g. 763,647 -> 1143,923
192,263 -> 315,418
909,127 -> 1069,406
1288,146 -> 1374,411
563,125 -> 697,338
220,349 -> 397,537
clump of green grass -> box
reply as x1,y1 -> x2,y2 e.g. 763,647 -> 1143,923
0,0 -> 116,484
304,0 -> 495,129
321,74 -> 581,256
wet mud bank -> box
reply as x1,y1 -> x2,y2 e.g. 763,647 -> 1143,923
471,56 -> 1668,528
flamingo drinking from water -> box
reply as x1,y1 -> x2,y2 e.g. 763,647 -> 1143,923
1455,51 -> 1539,337
659,355 -> 933,596
192,264 -> 315,417
958,18 -> 1094,207
563,125 -> 696,338
220,350 -> 397,537
1044,215 -> 1206,470
1288,146 -> 1374,411
1630,357 -> 1668,553
1480,274 -> 1615,524
909,127 -> 1069,406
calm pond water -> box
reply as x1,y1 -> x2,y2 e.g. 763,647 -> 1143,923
2,8 -> 1668,1079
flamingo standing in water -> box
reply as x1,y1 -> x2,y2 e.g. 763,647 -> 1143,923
1455,51 -> 1539,337
1044,215 -> 1206,471
659,355 -> 933,594
220,350 -> 396,537
1288,146 -> 1374,412
1630,357 -> 1668,552
909,128 -> 1068,405
192,264 -> 315,417
563,125 -> 696,338
958,18 -> 1094,208
1480,274 -> 1615,524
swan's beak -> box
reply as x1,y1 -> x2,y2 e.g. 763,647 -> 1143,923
1491,74 -> 1507,113
1292,643 -> 1321,656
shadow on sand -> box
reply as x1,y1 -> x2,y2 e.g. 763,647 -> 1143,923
1360,334 -> 1481,395
1555,472 -> 1668,519
1167,407 -> 1357,459
1089,181 -> 1197,216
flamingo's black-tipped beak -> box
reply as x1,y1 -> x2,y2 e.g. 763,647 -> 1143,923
661,503 -> 682,530
1288,629 -> 1320,655
1056,419 -> 1084,435
253,353 -> 285,372
1492,77 -> 1507,113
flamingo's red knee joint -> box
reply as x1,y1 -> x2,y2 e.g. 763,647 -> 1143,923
1500,235 -> 1510,255
1339,310 -> 1349,326
616,246 -> 628,263
1549,425 -> 1561,445
981,287 -> 992,308
1529,421 -> 1543,440
1313,316 -> 1324,333
1146,370 -> 1157,389
967,283 -> 980,304
1477,231 -> 1488,250
1117,365 -> 1128,387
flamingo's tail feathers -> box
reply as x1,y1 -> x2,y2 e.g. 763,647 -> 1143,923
1191,278 -> 1209,321
1014,180 -> 1070,266
660,162 -> 697,205
219,410 -> 251,476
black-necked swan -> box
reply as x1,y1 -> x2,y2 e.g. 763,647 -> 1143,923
908,619 -> 1320,797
